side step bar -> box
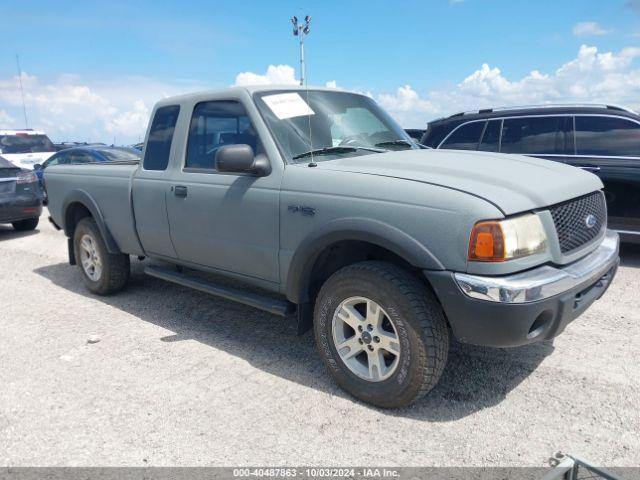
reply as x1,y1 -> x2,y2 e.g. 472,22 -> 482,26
144,265 -> 294,317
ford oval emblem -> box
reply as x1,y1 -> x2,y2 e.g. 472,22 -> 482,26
585,214 -> 597,229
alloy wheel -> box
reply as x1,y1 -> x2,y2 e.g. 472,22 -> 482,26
331,296 -> 401,382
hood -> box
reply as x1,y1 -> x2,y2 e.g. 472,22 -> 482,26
1,152 -> 56,169
313,149 -> 603,215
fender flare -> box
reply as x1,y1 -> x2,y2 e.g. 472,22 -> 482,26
62,189 -> 122,254
285,217 -> 444,304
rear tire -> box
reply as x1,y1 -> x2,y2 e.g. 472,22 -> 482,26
73,217 -> 130,295
314,261 -> 449,408
12,217 -> 39,231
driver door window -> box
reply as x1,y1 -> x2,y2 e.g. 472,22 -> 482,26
185,101 -> 259,170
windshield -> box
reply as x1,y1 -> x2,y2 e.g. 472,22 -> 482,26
96,148 -> 141,162
0,134 -> 56,154
254,90 -> 415,163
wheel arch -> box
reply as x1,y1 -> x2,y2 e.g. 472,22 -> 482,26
285,217 -> 444,304
62,190 -> 121,254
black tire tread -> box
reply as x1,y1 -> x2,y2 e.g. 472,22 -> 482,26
12,217 -> 39,231
314,261 -> 449,408
74,217 -> 129,295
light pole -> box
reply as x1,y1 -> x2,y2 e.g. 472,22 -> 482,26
291,15 -> 311,86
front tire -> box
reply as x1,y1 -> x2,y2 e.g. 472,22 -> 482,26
73,217 -> 130,295
314,261 -> 449,408
12,217 -> 39,231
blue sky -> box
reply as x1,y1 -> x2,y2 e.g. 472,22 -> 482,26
0,0 -> 639,142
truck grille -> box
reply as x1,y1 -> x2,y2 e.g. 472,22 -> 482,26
549,191 -> 606,254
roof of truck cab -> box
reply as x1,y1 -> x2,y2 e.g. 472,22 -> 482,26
153,85 -> 356,106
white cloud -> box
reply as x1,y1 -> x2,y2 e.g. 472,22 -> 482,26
378,85 -> 438,126
573,21 -> 612,37
233,65 -> 298,86
0,73 -> 206,143
382,45 -> 640,126
105,100 -> 149,138
2,44 -> 640,140
233,45 -> 640,127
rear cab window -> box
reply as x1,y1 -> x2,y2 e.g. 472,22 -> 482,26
143,105 -> 180,171
575,116 -> 640,157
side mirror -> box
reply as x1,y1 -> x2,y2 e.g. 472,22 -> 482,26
216,144 -> 270,176
33,164 -> 43,170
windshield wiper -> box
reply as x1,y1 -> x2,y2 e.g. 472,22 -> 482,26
292,145 -> 384,160
375,139 -> 430,149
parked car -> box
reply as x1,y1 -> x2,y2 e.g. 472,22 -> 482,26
0,156 -> 42,231
421,104 -> 640,243
34,146 -> 141,199
0,129 -> 57,170
53,142 -> 106,151
45,87 -> 619,408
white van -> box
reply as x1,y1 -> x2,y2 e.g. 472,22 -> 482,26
0,130 -> 57,170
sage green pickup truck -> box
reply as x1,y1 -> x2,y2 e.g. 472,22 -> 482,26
45,86 -> 619,408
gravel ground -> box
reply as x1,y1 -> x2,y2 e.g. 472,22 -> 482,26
0,211 -> 638,467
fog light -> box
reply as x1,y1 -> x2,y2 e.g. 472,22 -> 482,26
527,310 -> 554,339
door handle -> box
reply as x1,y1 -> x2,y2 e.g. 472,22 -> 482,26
173,185 -> 188,197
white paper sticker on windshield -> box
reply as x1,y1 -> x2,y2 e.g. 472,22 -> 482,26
262,93 -> 315,119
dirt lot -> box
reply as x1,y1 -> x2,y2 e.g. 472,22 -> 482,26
1,211 -> 638,467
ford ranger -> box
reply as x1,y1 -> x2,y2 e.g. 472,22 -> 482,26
45,86 -> 620,408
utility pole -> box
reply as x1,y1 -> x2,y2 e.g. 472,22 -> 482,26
291,15 -> 311,86
15,54 -> 29,128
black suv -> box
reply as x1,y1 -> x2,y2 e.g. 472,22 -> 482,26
421,104 -> 640,243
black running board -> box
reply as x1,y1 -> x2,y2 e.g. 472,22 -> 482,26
144,265 -> 294,317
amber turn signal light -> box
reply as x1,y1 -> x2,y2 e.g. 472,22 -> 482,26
468,221 -> 506,262
468,214 -> 548,262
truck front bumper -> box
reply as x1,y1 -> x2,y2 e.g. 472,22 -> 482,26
425,231 -> 620,347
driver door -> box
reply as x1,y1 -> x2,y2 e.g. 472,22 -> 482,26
165,99 -> 282,284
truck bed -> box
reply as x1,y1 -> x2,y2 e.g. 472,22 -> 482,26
45,162 -> 144,256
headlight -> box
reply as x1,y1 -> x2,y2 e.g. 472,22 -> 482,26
468,213 -> 547,262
